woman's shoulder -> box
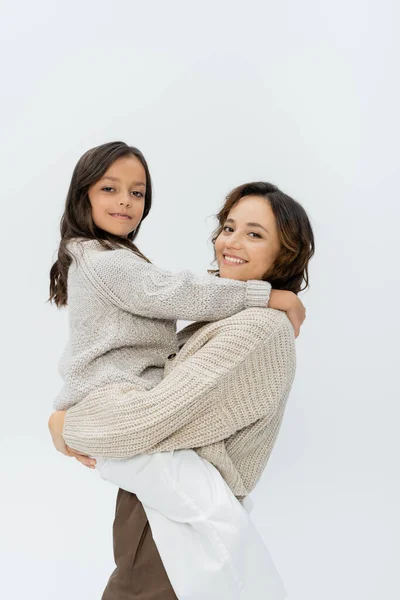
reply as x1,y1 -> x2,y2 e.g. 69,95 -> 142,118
178,307 -> 294,354
226,307 -> 294,338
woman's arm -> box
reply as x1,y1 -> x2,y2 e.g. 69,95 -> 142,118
61,309 -> 296,458
47,413 -> 96,468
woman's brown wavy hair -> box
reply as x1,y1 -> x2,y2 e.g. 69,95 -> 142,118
211,182 -> 315,294
49,141 -> 152,307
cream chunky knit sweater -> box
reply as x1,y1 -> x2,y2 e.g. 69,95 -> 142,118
54,239 -> 271,410
59,240 -> 296,498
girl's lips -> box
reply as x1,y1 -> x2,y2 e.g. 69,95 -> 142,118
109,213 -> 132,220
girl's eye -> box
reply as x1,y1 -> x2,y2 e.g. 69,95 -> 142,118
223,226 -> 234,233
249,232 -> 261,238
101,187 -> 143,197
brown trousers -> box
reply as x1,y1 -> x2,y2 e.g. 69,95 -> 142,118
102,489 -> 178,599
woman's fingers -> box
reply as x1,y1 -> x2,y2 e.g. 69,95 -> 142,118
74,456 -> 96,469
66,445 -> 97,468
48,413 -> 97,467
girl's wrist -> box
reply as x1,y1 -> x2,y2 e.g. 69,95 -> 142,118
268,289 -> 294,311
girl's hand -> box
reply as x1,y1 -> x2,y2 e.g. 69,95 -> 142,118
48,411 -> 96,469
268,290 -> 306,338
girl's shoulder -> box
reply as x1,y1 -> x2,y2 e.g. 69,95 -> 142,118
67,238 -> 143,261
67,239 -> 147,281
66,238 -> 104,266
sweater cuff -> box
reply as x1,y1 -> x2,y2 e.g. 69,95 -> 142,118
245,280 -> 271,308
63,410 -> 88,456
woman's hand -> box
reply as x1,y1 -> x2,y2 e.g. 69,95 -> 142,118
48,411 -> 96,469
268,290 -> 306,338
48,411 -> 68,454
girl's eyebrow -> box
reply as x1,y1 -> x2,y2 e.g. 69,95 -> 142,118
225,218 -> 269,234
101,176 -> 146,187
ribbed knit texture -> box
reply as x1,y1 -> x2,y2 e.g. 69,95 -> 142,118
63,305 -> 296,499
54,239 -> 271,410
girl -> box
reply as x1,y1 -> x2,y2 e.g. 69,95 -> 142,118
49,141 -> 311,598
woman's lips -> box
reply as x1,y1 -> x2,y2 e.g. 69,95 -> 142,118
222,254 -> 248,266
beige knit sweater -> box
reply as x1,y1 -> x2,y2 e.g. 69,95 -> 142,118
63,305 -> 296,499
54,239 -> 271,410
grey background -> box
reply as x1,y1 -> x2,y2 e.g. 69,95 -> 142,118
1,1 -> 398,598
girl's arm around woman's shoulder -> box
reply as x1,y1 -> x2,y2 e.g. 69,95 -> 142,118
80,245 -> 272,322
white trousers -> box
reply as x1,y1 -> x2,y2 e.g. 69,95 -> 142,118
96,449 -> 287,600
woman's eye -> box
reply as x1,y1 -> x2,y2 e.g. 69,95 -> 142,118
249,232 -> 261,238
131,191 -> 143,197
102,187 -> 114,192
223,226 -> 234,233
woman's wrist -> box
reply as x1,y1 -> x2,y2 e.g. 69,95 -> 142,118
48,411 -> 68,454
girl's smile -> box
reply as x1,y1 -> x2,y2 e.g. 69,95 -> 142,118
88,155 -> 146,236
109,212 -> 133,220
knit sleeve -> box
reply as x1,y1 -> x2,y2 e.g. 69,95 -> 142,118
62,309 -> 296,458
81,247 -> 271,322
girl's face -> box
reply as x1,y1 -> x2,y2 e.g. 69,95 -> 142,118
215,195 -> 281,281
88,155 -> 146,237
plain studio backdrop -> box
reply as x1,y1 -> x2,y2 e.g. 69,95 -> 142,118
0,1 -> 399,599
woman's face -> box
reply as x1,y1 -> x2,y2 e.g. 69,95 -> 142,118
215,195 -> 281,281
88,155 -> 146,237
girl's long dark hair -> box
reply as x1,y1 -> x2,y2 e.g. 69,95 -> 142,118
49,141 -> 152,307
210,182 -> 315,294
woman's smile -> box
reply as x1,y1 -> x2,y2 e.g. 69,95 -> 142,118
215,195 -> 281,281
222,253 -> 248,266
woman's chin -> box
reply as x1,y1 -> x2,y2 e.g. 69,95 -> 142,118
218,267 -> 248,282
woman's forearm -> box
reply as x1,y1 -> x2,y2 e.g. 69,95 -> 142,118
63,309 -> 295,458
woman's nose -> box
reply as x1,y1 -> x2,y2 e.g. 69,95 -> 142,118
227,235 -> 242,249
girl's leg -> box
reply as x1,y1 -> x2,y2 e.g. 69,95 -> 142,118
99,450 -> 287,600
101,489 -> 178,600
96,305 -> 290,599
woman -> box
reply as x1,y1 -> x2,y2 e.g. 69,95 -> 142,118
50,181 -> 314,598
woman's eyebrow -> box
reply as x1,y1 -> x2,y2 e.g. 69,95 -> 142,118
101,176 -> 146,187
225,218 -> 268,234
246,222 -> 269,234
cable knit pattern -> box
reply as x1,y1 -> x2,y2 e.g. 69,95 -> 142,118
54,239 -> 271,410
63,308 -> 296,499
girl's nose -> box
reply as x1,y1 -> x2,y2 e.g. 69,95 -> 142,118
119,195 -> 131,207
